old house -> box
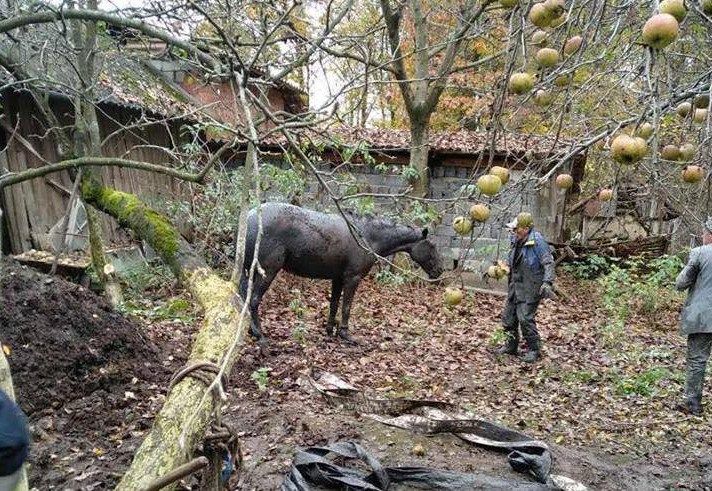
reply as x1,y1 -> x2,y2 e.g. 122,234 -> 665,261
0,32 -> 307,256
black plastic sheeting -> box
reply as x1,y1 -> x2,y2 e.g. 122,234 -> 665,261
281,441 -> 551,490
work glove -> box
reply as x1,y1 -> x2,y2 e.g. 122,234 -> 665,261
539,282 -> 555,300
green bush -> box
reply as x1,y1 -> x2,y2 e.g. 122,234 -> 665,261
562,254 -> 613,279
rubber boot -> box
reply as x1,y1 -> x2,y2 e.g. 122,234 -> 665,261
522,350 -> 540,363
678,397 -> 703,416
496,337 -> 518,355
522,338 -> 540,363
337,328 -> 358,345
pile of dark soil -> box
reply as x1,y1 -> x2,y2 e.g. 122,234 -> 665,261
0,260 -> 193,489
0,260 -> 158,414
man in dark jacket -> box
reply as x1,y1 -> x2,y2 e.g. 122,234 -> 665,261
674,217 -> 712,416
0,389 -> 29,491
496,212 -> 555,363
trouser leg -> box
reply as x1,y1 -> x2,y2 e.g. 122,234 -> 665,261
685,333 -> 712,404
517,301 -> 541,351
500,294 -> 520,352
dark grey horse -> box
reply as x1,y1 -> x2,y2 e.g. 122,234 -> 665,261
239,202 -> 443,343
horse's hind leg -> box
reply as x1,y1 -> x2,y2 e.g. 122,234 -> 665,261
338,275 -> 362,344
326,278 -> 343,336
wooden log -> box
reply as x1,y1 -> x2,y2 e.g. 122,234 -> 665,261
80,178 -> 249,490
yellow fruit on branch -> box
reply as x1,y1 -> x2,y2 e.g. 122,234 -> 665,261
508,72 -> 535,95
555,174 -> 574,189
661,145 -> 681,161
598,188 -> 614,201
489,166 -> 510,185
563,36 -> 583,56
444,287 -> 464,306
477,174 -> 503,196
679,143 -> 696,162
469,203 -> 491,222
452,216 -> 473,236
660,0 -> 686,22
682,165 -> 704,183
536,47 -> 560,67
642,14 -> 679,49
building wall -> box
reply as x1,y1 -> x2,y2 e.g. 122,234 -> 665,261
0,92 -> 187,254
178,75 -> 287,127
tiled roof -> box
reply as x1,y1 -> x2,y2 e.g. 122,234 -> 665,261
253,125 -> 584,160
327,126 -> 579,157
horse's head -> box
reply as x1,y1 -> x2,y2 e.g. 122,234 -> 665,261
408,229 -> 444,280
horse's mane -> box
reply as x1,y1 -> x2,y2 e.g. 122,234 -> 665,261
342,209 -> 411,231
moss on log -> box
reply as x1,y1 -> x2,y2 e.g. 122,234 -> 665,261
81,179 -> 248,490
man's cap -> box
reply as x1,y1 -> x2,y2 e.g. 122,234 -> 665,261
506,212 -> 534,230
705,216 -> 712,233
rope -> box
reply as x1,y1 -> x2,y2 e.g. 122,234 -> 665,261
145,361 -> 242,489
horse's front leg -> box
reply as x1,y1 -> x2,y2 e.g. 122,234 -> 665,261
247,269 -> 278,343
338,275 -> 362,344
326,278 -> 343,336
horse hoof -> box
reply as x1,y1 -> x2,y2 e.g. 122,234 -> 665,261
337,329 -> 358,345
325,324 -> 335,336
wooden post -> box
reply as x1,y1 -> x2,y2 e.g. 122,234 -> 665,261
0,347 -> 29,491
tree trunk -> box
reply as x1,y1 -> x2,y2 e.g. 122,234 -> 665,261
0,349 -> 29,491
80,179 -> 249,490
409,119 -> 430,197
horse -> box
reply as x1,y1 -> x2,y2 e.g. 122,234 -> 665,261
238,202 -> 443,343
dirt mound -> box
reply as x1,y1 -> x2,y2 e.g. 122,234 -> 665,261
0,260 -> 159,415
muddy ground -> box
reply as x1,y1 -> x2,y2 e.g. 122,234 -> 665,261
1,261 -> 711,490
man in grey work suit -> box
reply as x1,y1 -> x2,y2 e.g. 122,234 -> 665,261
675,217 -> 712,416
496,212 -> 556,363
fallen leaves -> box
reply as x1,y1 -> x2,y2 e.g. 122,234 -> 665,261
232,270 -> 711,462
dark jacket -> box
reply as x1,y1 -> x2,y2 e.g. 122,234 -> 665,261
0,390 -> 29,477
507,229 -> 555,303
675,244 -> 712,335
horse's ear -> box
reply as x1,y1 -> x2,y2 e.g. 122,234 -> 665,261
422,228 -> 428,239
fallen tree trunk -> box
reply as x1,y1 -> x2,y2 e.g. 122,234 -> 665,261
80,178 -> 249,489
